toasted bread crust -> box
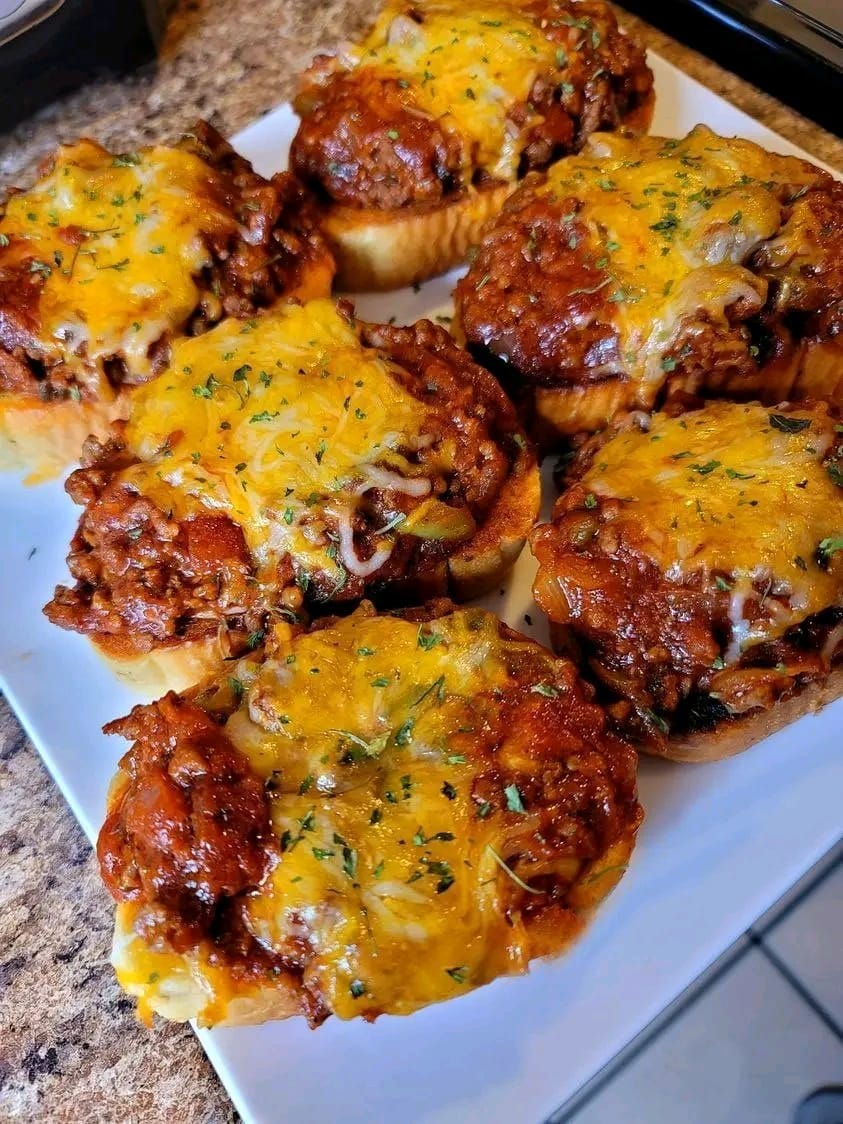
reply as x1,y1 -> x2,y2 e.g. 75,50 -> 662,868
648,662 -> 843,764
322,184 -> 511,291
0,395 -> 128,483
532,379 -> 634,444
712,336 -> 843,409
446,436 -> 540,599
92,634 -> 228,697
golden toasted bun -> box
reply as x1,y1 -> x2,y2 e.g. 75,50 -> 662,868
449,316 -> 641,449
532,379 -> 634,445
0,395 -> 128,484
715,337 -> 843,409
549,620 -> 843,763
648,662 -> 843,764
322,184 -> 511,291
91,634 -> 229,698
457,340 -> 843,453
446,439 -> 540,600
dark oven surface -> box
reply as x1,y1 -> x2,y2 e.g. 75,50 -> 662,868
621,0 -> 843,137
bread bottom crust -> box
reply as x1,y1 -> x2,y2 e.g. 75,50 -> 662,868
322,184 -> 511,292
447,443 -> 540,600
530,337 -> 843,446
0,395 -> 127,483
649,662 -> 843,764
548,621 -> 843,762
533,380 -> 635,444
713,336 -> 843,408
453,318 -> 843,449
92,635 -> 228,697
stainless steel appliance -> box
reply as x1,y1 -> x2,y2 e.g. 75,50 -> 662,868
619,0 -> 842,135
0,0 -> 174,131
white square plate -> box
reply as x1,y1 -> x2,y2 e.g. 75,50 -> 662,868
1,51 -> 840,1124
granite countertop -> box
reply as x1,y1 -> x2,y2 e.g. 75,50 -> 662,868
0,3 -> 841,1120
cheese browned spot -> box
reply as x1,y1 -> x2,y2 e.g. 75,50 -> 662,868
579,401 -> 843,651
120,299 -> 451,586
105,605 -> 641,1026
0,141 -> 236,385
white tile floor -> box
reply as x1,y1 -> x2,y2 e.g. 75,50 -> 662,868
552,843 -> 843,1124
765,863 -> 843,1033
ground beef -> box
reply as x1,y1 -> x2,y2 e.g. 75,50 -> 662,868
291,0 -> 652,209
44,317 -> 532,654
98,692 -> 276,949
290,70 -> 463,210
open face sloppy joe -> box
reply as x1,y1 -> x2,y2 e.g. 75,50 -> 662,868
0,121 -> 334,479
290,0 -> 654,290
531,399 -> 843,761
455,126 -> 843,447
44,298 -> 539,692
97,600 -> 642,1027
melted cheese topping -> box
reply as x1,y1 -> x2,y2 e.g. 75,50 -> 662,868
112,913 -> 240,1027
118,608 -> 576,1022
350,0 -> 559,181
0,140 -> 235,383
122,300 -> 444,583
582,400 -> 843,652
539,126 -> 824,397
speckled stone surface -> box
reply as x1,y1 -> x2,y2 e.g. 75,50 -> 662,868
0,2 -> 841,1121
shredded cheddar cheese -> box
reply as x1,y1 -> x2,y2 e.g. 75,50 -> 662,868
0,140 -> 235,383
582,401 -> 843,653
114,608 -> 579,1023
538,126 -> 824,398
350,0 -> 559,181
238,610 -> 525,1018
122,300 -> 442,583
